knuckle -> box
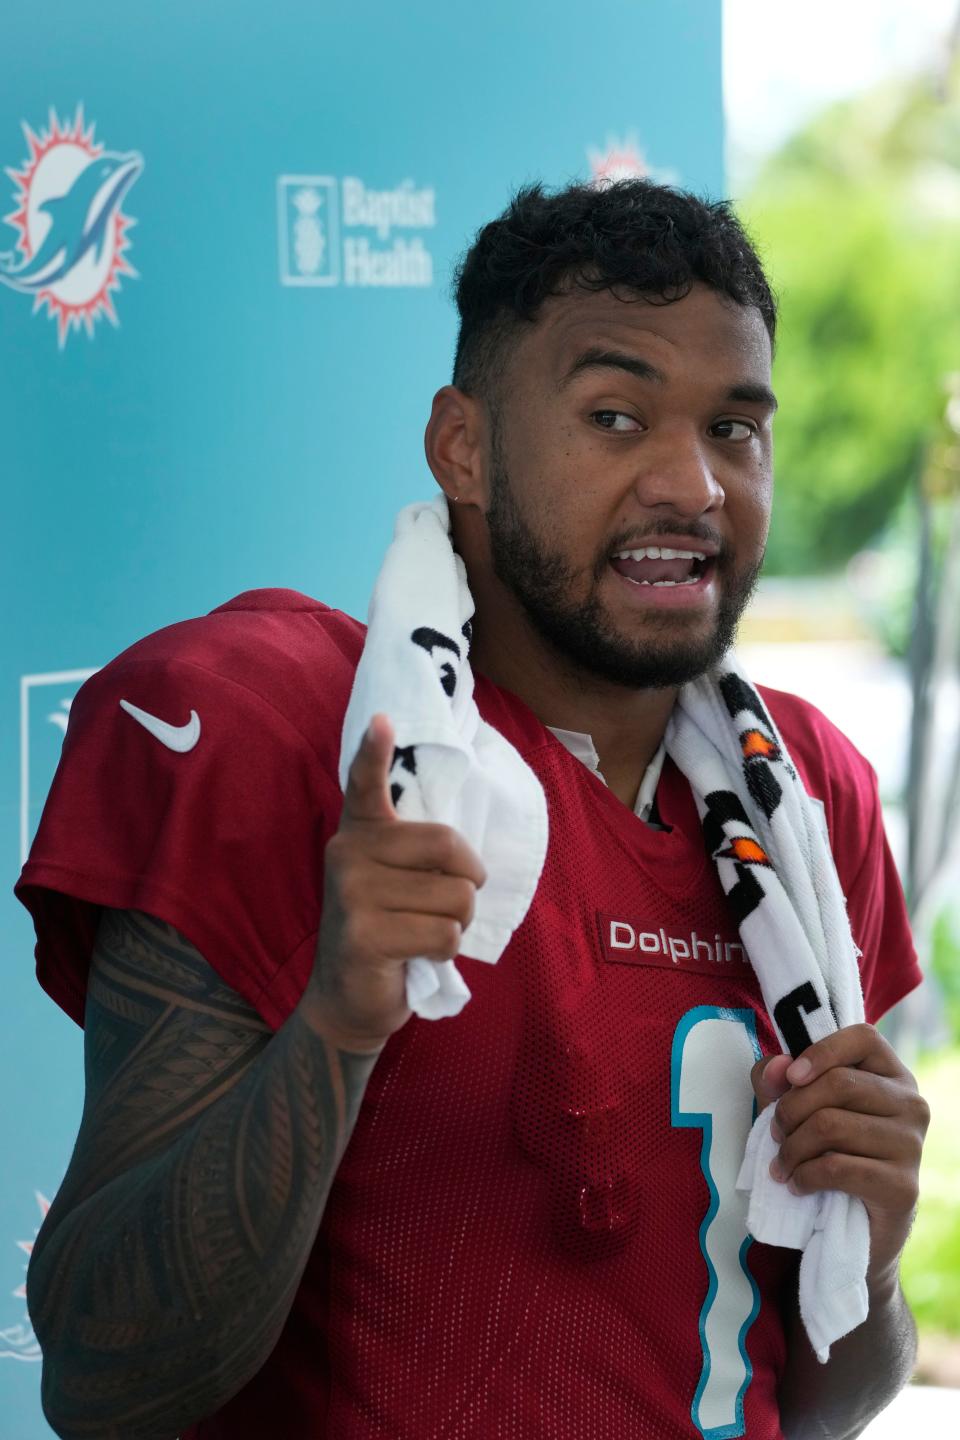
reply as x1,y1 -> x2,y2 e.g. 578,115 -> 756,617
811,1107 -> 836,1143
830,1066 -> 857,1101
435,919 -> 462,958
912,1094 -> 932,1135
436,826 -> 461,869
775,1097 -> 796,1133
820,1151 -> 845,1187
456,879 -> 476,926
325,831 -> 349,867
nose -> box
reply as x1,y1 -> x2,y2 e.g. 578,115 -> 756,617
631,425 -> 725,517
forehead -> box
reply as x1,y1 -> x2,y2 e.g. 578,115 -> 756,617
519,282 -> 772,384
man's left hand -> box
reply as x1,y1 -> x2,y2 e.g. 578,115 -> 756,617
751,1025 -> 930,1286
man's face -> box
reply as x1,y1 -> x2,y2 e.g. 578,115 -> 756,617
481,283 -> 776,689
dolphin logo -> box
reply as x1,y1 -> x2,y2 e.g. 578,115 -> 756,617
0,149 -> 143,293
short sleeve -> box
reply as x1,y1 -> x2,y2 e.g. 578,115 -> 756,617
15,642 -> 343,1031
838,767 -> 922,1025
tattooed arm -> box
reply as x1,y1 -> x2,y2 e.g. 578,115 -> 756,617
29,908 -> 380,1439
29,717 -> 486,1439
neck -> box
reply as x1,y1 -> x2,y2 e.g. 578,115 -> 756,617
469,603 -> 676,811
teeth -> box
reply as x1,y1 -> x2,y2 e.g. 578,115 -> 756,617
627,576 -> 700,587
613,546 -> 707,561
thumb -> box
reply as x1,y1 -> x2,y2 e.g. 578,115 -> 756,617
751,1052 -> 792,1109
343,714 -> 399,823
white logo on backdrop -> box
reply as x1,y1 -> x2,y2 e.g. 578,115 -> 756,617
20,669 -> 97,865
277,174 -> 435,288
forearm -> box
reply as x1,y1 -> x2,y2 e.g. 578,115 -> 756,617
29,983 -> 378,1440
778,1270 -> 917,1440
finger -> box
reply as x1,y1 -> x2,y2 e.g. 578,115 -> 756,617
357,912 -> 464,963
751,1053 -> 792,1108
343,715 -> 399,824
774,1068 -> 907,1137
348,867 -> 478,929
772,1108 -> 921,1183
784,1024 -> 905,1087
364,820 -> 487,887
782,1152 -> 920,1213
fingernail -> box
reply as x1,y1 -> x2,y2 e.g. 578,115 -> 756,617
786,1058 -> 812,1084
770,1119 -> 784,1144
769,1157 -> 786,1183
787,1178 -> 802,1195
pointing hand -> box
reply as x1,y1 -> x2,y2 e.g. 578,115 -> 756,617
306,715 -> 486,1051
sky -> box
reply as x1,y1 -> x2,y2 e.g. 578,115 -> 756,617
723,0 -> 960,190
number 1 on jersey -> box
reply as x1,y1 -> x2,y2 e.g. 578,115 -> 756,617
671,1007 -> 762,1440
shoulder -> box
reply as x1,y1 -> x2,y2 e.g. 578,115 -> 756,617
73,588 -> 366,758
756,682 -> 881,847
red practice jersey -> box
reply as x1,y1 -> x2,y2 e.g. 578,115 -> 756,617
17,589 -> 922,1440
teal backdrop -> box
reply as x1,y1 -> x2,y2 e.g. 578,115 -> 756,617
0,2 -> 723,1430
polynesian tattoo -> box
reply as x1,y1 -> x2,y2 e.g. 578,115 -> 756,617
28,909 -> 378,1439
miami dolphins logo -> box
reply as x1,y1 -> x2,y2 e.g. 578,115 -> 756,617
1,106 -> 143,347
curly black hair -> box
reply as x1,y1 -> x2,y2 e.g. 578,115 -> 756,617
452,180 -> 776,398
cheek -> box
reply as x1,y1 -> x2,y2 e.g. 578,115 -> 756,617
728,464 -> 772,545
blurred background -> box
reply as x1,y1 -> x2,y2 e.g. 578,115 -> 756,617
1,1 -> 958,1433
725,2 -> 960,1417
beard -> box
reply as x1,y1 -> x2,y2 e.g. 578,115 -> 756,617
484,454 -> 763,692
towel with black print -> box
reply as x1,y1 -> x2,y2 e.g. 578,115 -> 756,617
338,495 -> 549,1021
666,657 -> 868,1361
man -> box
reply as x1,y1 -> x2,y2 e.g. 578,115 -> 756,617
18,180 -> 928,1439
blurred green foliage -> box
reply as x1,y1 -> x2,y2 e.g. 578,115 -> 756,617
740,69 -> 960,574
930,907 -> 960,1042
900,1047 -> 960,1336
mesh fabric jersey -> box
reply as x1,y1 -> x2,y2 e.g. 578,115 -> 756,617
17,591 -> 921,1438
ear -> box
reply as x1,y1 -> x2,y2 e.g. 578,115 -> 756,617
424,386 -> 488,508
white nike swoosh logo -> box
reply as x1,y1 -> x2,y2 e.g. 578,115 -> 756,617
119,699 -> 201,753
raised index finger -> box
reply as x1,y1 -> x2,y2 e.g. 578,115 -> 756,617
785,1023 -> 905,1086
343,714 -> 398,824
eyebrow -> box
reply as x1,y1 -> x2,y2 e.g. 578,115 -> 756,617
726,380 -> 779,412
560,347 -> 665,389
559,346 -> 778,412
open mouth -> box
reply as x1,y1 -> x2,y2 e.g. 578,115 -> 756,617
608,544 -> 714,588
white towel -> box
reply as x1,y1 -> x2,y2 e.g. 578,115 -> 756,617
667,659 -> 868,1360
339,496 -> 549,1019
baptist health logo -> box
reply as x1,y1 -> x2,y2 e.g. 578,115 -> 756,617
277,174 -> 435,288
0,106 -> 143,347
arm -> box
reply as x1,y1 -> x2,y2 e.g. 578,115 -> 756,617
29,716 -> 485,1440
29,908 -> 381,1440
752,1028 -> 930,1440
778,1265 -> 917,1440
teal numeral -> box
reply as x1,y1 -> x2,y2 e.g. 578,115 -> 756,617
671,1007 -> 762,1440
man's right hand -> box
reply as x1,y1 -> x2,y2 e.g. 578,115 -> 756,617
307,713 -> 487,1051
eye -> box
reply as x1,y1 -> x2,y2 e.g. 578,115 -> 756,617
591,410 -> 642,433
710,419 -> 757,441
